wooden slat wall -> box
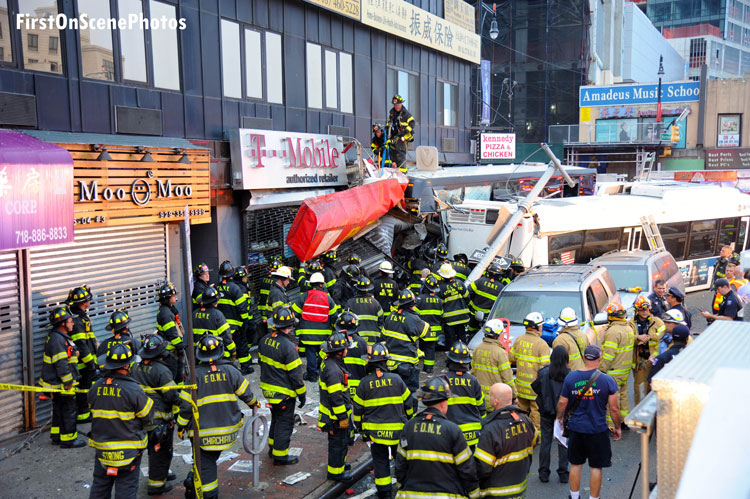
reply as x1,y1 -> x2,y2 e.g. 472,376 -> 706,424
56,143 -> 211,227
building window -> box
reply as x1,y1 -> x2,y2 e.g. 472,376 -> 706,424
48,35 -> 57,53
0,0 -> 9,64
306,44 -> 353,112
306,42 -> 323,109
689,38 -> 706,68
78,0 -> 115,81
18,0 -> 62,73
339,52 -> 352,114
245,29 -> 262,99
266,32 -> 283,104
0,47 -> 4,61
118,0 -> 147,82
437,81 -> 458,127
324,50 -> 338,109
103,59 -> 114,80
149,0 -> 180,90
221,20 -> 242,98
386,68 -> 419,117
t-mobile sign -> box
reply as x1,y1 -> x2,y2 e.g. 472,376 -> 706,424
480,133 -> 516,160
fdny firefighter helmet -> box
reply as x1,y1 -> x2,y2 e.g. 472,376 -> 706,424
101,341 -> 134,370
347,254 -> 362,265
423,274 -> 441,292
487,263 -> 504,278
438,263 -> 456,279
364,343 -> 390,364
396,288 -> 416,307
269,257 -> 283,272
193,263 -> 210,276
342,264 -> 361,280
139,334 -> 167,359
196,334 -> 224,362
447,341 -> 472,364
417,375 -> 454,405
523,311 -> 544,329
272,266 -> 293,279
436,243 -> 449,259
105,309 -> 130,332
483,319 -> 505,338
158,282 -> 177,302
234,265 -> 248,279
49,306 -> 73,326
218,260 -> 234,277
372,122 -> 383,133
355,276 -> 374,292
68,285 -> 93,305
557,307 -> 579,327
663,309 -> 686,325
307,260 -> 323,273
424,247 -> 437,262
273,306 -> 296,329
634,295 -> 651,310
336,310 -> 359,331
510,257 -> 525,272
322,250 -> 337,263
392,94 -> 405,104
606,302 -> 627,319
322,331 -> 350,354
309,272 -> 326,286
378,260 -> 395,274
200,286 -> 221,306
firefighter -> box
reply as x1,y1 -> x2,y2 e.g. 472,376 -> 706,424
177,335 -> 259,499
430,243 -> 452,276
344,276 -> 384,345
258,256 -> 283,335
156,282 -> 186,383
394,376 -> 479,498
321,250 -> 339,291
333,264 -> 360,305
258,306 -> 306,465
440,263 -> 471,346
353,344 -> 414,499
68,285 -> 97,424
472,319 -> 516,411
383,289 -> 430,393
551,307 -> 589,371
509,311 -> 550,432
338,311 -> 368,399
234,265 -> 259,365
444,341 -> 486,448
467,263 -> 504,335
630,296 -> 665,406
89,342 -> 154,498
41,307 -> 86,448
131,334 -> 184,495
268,266 -> 293,318
318,332 -> 354,482
599,302 -> 636,431
215,261 -> 253,374
299,260 -> 323,293
387,94 -> 415,173
371,122 -> 391,167
415,274 -> 443,373
346,253 -> 368,278
292,272 -> 340,381
373,260 -> 399,312
97,309 -> 141,364
407,250 -> 427,293
193,287 -> 237,360
452,253 -> 471,281
474,383 -> 537,499
191,262 -> 212,306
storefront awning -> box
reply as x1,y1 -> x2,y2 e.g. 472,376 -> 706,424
0,130 -> 74,251
286,179 -> 406,261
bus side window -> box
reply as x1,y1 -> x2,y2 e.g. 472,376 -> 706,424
740,219 -> 749,251
717,217 -> 740,253
687,220 -> 718,259
659,222 -> 688,260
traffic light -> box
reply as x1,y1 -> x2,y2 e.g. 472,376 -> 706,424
670,124 -> 681,143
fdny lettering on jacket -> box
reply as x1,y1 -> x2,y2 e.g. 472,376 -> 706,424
204,372 -> 228,384
368,377 -> 394,389
505,421 -> 530,439
448,376 -> 474,387
195,311 -> 211,320
414,421 -> 443,435
264,337 -> 280,350
96,386 -> 122,397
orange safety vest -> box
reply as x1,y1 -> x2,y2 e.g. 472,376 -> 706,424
730,278 -> 748,292
302,289 -> 330,322
713,291 -> 723,312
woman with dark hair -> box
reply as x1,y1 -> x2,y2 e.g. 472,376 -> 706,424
532,345 -> 571,484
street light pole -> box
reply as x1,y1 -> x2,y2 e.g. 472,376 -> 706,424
656,55 -> 664,123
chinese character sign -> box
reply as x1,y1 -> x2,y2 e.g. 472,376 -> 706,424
0,130 -> 74,251
362,0 -> 481,64
443,0 -> 475,33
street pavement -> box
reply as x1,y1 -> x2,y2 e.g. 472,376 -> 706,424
0,290 -> 712,498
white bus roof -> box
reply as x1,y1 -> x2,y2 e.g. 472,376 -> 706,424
409,163 -> 595,181
532,183 -> 750,235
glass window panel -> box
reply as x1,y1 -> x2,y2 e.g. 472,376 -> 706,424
339,52 -> 352,113
78,0 -> 115,81
437,83 -> 444,126
720,217 -> 739,230
688,232 -> 717,258
18,0 -> 62,73
306,42 -> 322,109
48,36 -> 57,53
585,229 -> 621,243
663,236 -> 686,260
408,72 -> 419,115
659,222 -> 689,236
244,29 -> 262,99
150,0 -> 180,90
692,219 -> 717,232
118,0 -> 147,82
398,70 -> 408,98
325,49 -> 337,109
221,19 -> 241,98
265,32 -> 283,104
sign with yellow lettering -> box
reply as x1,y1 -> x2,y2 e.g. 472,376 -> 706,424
361,0 -> 481,64
443,0 -> 475,33
304,0 -> 361,20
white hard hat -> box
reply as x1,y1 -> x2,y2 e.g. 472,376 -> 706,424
483,319 -> 505,337
438,262 -> 457,279
558,307 -> 578,327
663,309 -> 686,325
309,272 -> 325,285
378,261 -> 394,273
272,266 -> 293,279
523,311 -> 544,329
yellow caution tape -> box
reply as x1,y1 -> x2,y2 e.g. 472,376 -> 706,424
0,382 -> 196,395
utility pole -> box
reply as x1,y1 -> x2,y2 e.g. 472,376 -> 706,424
656,55 -> 664,123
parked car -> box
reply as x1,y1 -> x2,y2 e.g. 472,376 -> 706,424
468,264 -> 621,350
590,249 -> 685,311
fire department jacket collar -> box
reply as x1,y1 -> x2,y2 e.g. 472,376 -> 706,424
485,404 -> 524,423
99,370 -> 137,383
420,406 -> 448,420
52,326 -> 74,342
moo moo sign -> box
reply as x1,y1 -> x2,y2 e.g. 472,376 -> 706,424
229,129 -> 348,190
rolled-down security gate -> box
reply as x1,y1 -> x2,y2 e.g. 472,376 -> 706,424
29,224 -> 168,422
0,251 -> 24,440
